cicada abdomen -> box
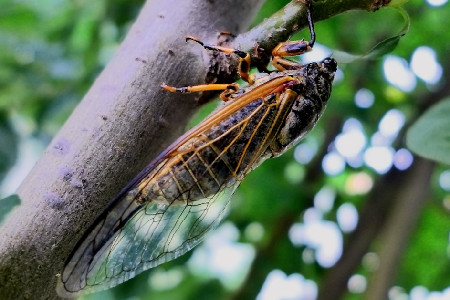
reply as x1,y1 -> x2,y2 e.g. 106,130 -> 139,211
140,94 -> 284,206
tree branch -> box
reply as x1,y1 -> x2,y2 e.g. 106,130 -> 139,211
365,158 -> 434,300
0,0 -> 392,299
0,1 -> 265,298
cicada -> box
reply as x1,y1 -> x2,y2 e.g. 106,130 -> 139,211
57,4 -> 337,297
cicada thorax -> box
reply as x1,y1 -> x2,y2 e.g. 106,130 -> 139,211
270,58 -> 337,155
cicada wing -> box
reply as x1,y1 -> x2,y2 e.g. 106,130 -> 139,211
57,177 -> 238,297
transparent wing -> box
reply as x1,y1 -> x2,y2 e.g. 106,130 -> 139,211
57,176 -> 238,297
57,78 -> 290,297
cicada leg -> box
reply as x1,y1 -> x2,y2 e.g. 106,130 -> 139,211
271,0 -> 315,71
185,35 -> 254,85
162,33 -> 253,101
163,1 -> 315,94
218,30 -> 236,38
161,83 -> 239,102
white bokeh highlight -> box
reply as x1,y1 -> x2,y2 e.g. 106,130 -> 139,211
439,170 -> 450,191
335,127 -> 366,158
322,152 -> 345,176
390,286 -> 450,300
148,268 -> 184,291
295,142 -> 318,164
257,270 -> 317,300
188,222 -> 254,289
355,88 -> 375,108
378,109 -> 405,140
394,148 -> 414,170
314,186 -> 336,213
383,55 -> 417,92
364,146 -> 395,174
289,208 -> 343,268
302,43 -> 332,63
348,274 -> 367,294
426,0 -> 448,7
337,203 -> 358,232
411,46 -> 443,85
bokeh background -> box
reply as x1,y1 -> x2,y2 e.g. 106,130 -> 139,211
0,0 -> 449,299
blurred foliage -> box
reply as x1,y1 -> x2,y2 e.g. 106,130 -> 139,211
1,0 -> 449,299
0,194 -> 20,225
407,98 -> 450,165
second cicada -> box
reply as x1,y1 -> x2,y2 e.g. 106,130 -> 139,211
57,4 -> 337,297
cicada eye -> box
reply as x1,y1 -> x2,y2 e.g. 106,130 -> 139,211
323,57 -> 338,73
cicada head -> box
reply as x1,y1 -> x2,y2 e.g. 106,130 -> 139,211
302,57 -> 337,105
271,57 -> 337,156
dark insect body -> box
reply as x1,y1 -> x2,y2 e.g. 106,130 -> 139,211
57,3 -> 337,297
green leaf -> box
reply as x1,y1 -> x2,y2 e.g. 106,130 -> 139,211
334,6 -> 410,63
0,194 -> 21,225
364,34 -> 403,60
364,6 -> 409,59
406,99 -> 450,165
0,117 -> 18,182
331,50 -> 361,64
389,0 -> 412,7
